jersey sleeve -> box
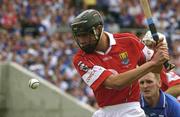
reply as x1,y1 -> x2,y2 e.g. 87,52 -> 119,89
73,54 -> 113,91
129,33 -> 154,65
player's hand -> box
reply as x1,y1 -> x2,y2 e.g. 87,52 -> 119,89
154,37 -> 168,50
142,31 -> 168,49
151,40 -> 169,66
143,40 -> 156,49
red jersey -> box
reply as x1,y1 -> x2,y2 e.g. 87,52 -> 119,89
73,32 -> 154,107
161,68 -> 180,91
160,68 -> 180,102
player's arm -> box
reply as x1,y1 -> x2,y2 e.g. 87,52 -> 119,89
104,41 -> 168,89
165,84 -> 180,98
104,61 -> 159,89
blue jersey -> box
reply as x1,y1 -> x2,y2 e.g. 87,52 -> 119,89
140,90 -> 180,117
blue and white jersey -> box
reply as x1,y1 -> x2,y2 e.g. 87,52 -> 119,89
140,90 -> 180,117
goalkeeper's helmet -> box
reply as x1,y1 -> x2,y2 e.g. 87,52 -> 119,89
70,9 -> 104,53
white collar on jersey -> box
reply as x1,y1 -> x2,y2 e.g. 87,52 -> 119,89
105,31 -> 116,46
96,31 -> 116,55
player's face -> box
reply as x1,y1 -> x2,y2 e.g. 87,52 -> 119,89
76,33 -> 96,47
75,32 -> 99,53
139,73 -> 161,98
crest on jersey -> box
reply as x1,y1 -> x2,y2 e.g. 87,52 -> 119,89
119,52 -> 129,65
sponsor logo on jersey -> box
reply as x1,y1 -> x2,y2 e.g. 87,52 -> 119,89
102,56 -> 112,61
82,65 -> 105,86
78,61 -> 89,72
86,69 -> 97,83
119,52 -> 129,65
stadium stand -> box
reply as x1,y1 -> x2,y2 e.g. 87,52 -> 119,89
0,62 -> 95,117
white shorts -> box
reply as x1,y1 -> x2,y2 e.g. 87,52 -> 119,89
92,102 -> 146,117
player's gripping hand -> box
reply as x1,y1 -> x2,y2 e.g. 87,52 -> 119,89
151,39 -> 169,66
143,31 -> 175,71
142,31 -> 168,49
150,39 -> 169,73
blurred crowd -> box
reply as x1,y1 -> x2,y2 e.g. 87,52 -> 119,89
0,0 -> 179,109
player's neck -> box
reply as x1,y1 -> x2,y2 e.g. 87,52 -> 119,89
145,91 -> 160,108
96,32 -> 109,53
